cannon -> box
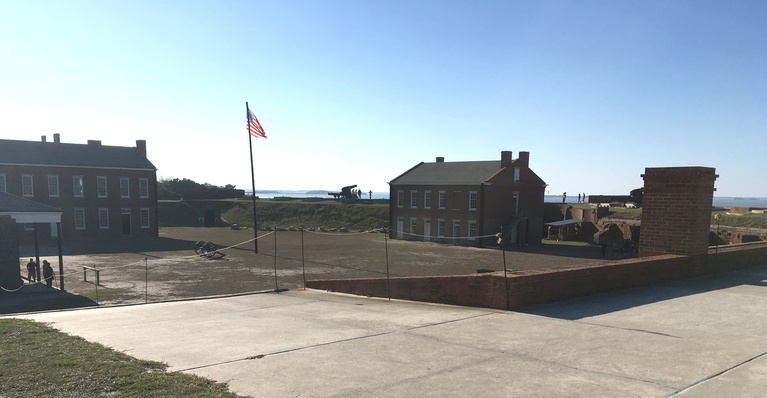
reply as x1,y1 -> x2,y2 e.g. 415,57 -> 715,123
194,241 -> 226,259
328,184 -> 358,199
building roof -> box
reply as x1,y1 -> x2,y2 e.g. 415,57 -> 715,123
390,160 -> 504,185
0,192 -> 62,223
0,139 -> 156,170
390,158 -> 546,187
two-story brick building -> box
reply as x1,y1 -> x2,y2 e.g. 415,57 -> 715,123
389,151 -> 546,247
0,134 -> 158,242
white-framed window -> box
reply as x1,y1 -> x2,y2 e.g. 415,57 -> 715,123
98,208 -> 109,229
469,191 -> 478,211
410,217 -> 417,236
48,175 -> 59,197
120,177 -> 130,198
397,190 -> 404,208
0,174 -> 6,193
468,220 -> 477,241
73,176 -> 84,197
410,191 -> 418,208
437,219 -> 445,237
424,191 -> 431,209
438,191 -> 446,209
514,167 -> 521,183
22,174 -> 34,197
139,178 -> 149,198
74,208 -> 86,229
140,208 -> 150,228
97,176 -> 107,197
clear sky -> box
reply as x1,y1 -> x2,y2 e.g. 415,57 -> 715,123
1,1 -> 765,197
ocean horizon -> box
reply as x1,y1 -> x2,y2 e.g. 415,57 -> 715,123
245,190 -> 767,208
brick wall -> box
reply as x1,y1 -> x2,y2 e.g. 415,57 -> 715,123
306,243 -> 767,310
639,167 -> 718,257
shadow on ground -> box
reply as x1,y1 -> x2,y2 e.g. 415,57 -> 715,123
0,284 -> 97,315
521,265 -> 767,320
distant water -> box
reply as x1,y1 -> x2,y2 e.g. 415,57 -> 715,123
246,190 -> 390,200
244,192 -> 767,207
544,195 -> 767,208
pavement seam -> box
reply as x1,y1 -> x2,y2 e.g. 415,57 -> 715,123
173,312 -> 496,373
572,321 -> 683,339
667,350 -> 767,396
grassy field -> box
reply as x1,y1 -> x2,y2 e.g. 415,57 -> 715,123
159,198 -> 389,231
0,318 -> 246,398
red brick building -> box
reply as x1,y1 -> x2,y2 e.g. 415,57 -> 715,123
389,151 -> 546,247
0,134 -> 158,242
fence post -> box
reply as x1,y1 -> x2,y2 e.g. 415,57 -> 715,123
384,223 -> 391,301
273,229 -> 278,291
301,227 -> 306,290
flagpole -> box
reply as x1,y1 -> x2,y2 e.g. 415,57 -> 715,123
246,101 -> 259,254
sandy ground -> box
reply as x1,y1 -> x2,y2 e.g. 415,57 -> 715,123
17,227 -> 614,306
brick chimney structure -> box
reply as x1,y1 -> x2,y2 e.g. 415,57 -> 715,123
638,167 -> 718,257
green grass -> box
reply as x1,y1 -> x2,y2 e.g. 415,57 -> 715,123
0,319 -> 246,398
223,199 -> 389,231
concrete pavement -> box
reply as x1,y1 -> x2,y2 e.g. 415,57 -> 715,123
14,265 -> 767,397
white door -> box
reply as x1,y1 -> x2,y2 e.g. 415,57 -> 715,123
396,219 -> 404,239
424,220 -> 431,242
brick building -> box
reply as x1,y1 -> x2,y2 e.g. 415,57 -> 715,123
389,151 -> 546,246
0,134 -> 158,242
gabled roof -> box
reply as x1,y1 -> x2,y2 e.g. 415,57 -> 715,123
0,192 -> 62,223
0,139 -> 156,170
391,160 -> 503,185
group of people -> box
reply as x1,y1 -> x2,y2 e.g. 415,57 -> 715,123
353,189 -> 373,200
25,258 -> 55,288
562,192 -> 588,204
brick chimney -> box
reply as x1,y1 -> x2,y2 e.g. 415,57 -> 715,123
501,151 -> 513,168
41,135 -> 46,142
518,151 -> 530,168
87,140 -> 102,146
53,133 -> 60,144
136,140 -> 147,158
436,157 -> 444,163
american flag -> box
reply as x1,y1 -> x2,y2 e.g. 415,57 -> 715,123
247,109 -> 267,139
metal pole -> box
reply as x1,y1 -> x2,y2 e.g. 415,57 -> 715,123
273,229 -> 278,291
301,227 -> 306,290
247,102 -> 259,254
33,224 -> 40,281
384,223 -> 391,301
145,257 -> 148,303
56,223 -> 64,291
498,230 -> 509,311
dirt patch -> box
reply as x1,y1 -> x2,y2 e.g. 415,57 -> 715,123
18,227 -> 611,307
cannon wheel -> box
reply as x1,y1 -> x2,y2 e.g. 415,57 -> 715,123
194,241 -> 206,255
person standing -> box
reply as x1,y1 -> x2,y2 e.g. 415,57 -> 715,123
42,260 -> 54,288
577,193 -> 581,203
369,190 -> 372,200
26,258 -> 37,283
562,192 -> 567,203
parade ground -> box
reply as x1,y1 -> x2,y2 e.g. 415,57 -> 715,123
14,263 -> 767,397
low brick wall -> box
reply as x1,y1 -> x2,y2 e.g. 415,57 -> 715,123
306,244 -> 767,310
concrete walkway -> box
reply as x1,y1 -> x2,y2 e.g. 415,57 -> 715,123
13,265 -> 767,397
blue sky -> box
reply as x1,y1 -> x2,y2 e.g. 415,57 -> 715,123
1,1 -> 765,196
